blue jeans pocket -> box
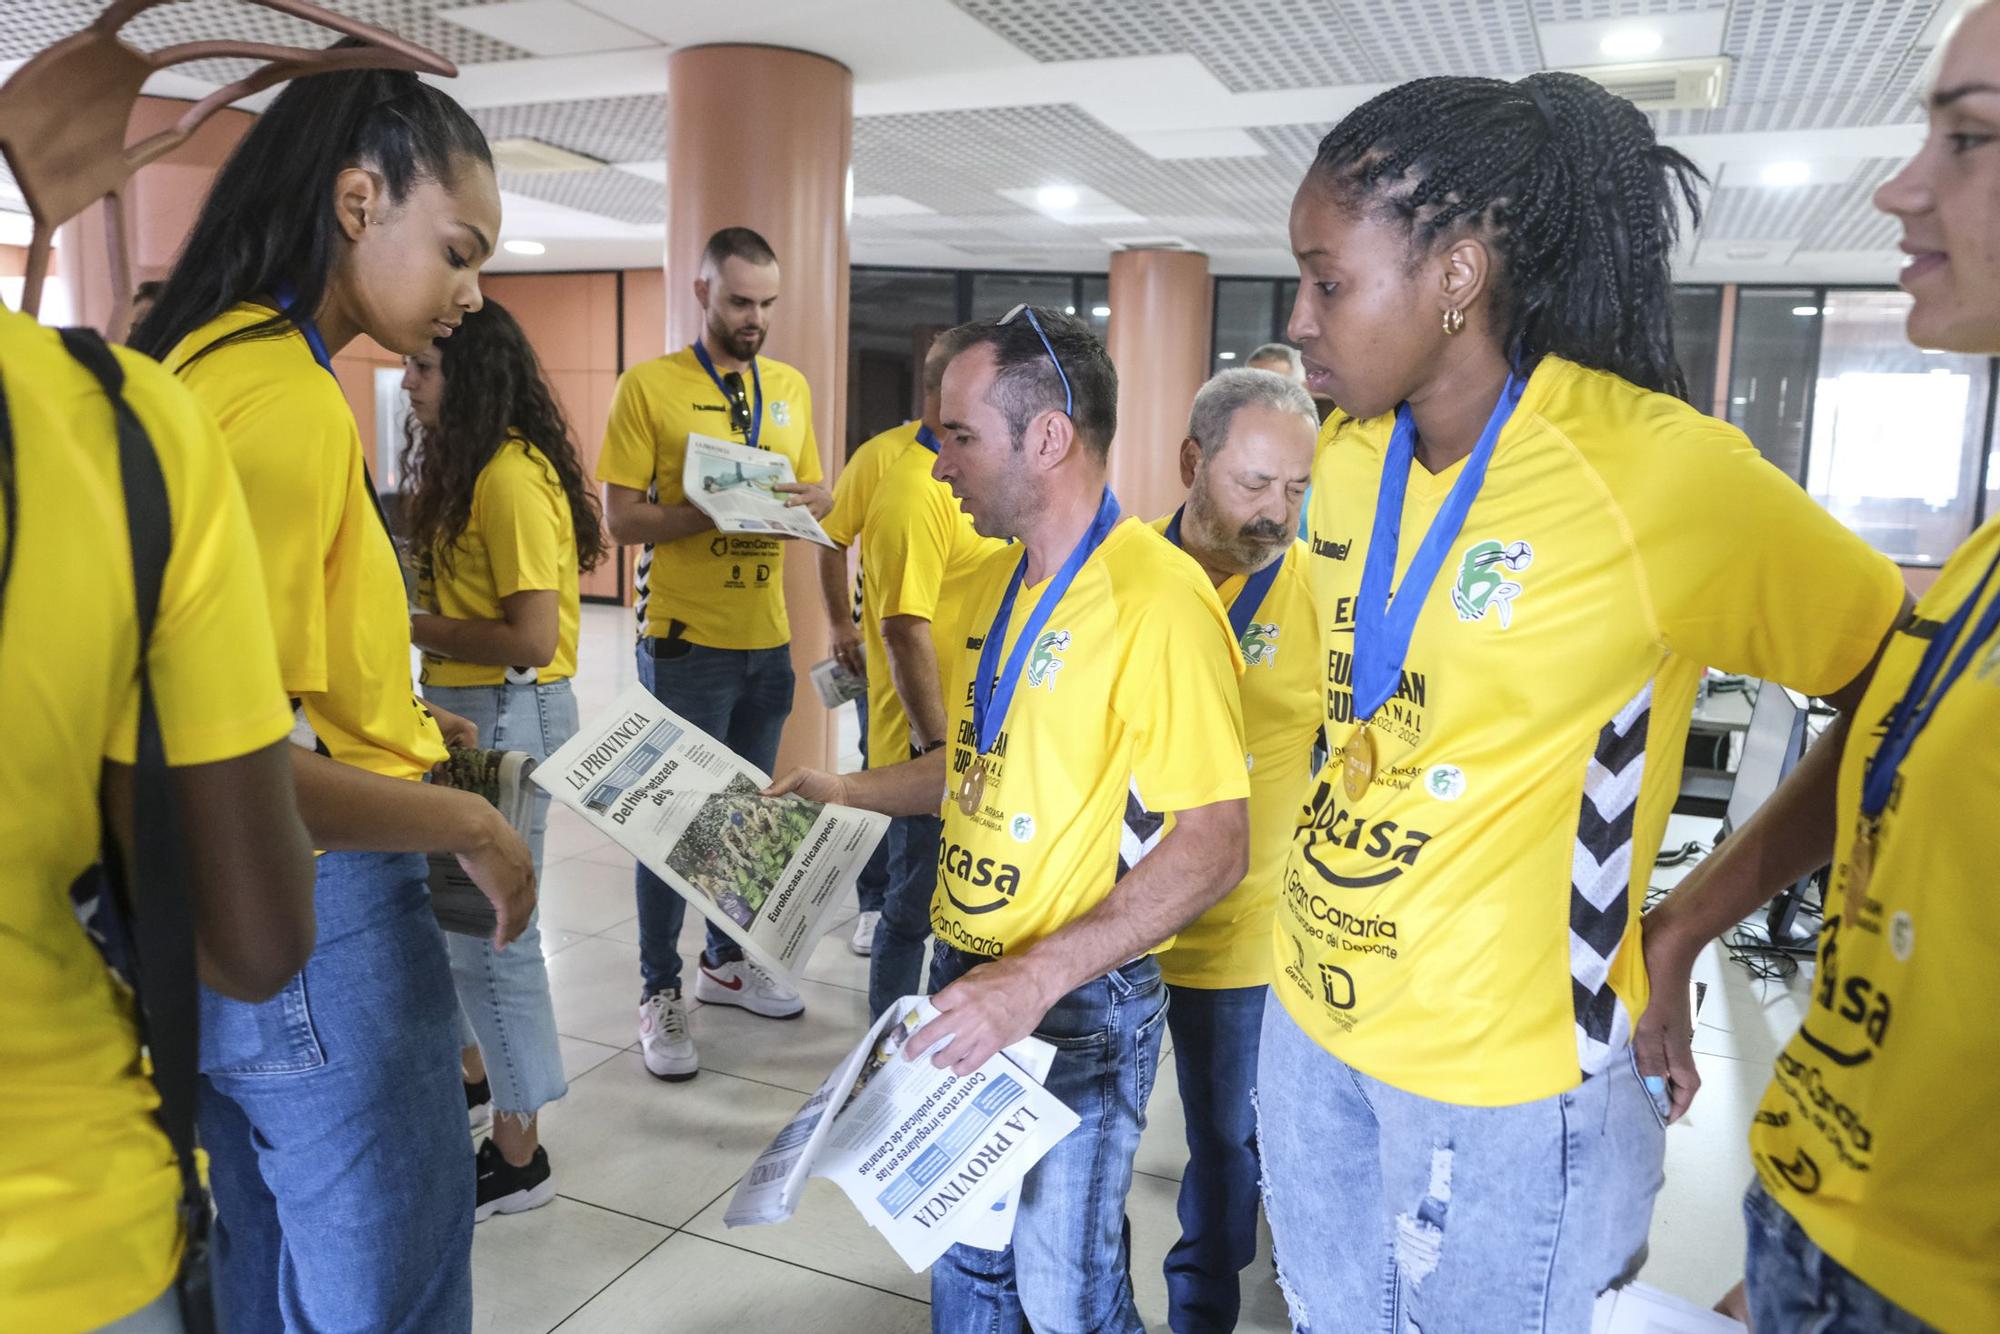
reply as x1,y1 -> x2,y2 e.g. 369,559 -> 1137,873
1130,993 -> 1169,1112
201,973 -> 326,1076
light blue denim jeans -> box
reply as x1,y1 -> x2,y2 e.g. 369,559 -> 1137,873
424,678 -> 575,1117
198,850 -> 472,1333
1256,994 -> 1665,1334
927,944 -> 1169,1334
1742,1181 -> 1937,1333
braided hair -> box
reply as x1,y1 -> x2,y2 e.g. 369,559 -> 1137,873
1311,72 -> 1706,400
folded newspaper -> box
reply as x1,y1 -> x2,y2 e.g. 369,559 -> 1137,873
684,432 -> 834,547
532,684 -> 889,979
427,747 -> 538,939
809,656 -> 867,709
726,994 -> 1079,1270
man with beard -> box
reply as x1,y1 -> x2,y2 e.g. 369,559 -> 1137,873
1150,369 -> 1320,1333
598,227 -> 832,1078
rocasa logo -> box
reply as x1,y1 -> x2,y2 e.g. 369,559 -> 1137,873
1296,776 -> 1433,888
937,840 -> 1022,915
1313,535 -> 1353,561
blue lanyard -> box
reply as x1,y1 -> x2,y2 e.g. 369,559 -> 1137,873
693,339 -> 763,450
1352,373 -> 1525,721
915,423 -> 941,454
272,282 -> 334,374
972,487 -> 1121,755
1860,543 -> 2000,820
1164,504 -> 1284,648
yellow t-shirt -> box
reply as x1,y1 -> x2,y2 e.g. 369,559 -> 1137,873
418,437 -> 581,687
932,517 -> 1250,958
0,310 -> 291,1331
596,347 -> 822,649
858,438 -> 1004,769
823,420 -> 918,550
1749,516 -> 2000,1332
1277,356 -> 1906,1105
1148,527 -> 1322,990
167,305 -> 445,779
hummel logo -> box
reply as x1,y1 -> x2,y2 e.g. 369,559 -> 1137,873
1312,535 -> 1353,561
691,403 -> 727,413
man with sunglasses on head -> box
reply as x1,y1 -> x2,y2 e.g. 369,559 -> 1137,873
599,226 -> 832,1081
768,307 -> 1251,1334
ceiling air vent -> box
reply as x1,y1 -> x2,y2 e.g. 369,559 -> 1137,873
1562,57 -> 1730,112
1103,235 -> 1195,251
489,137 -> 604,174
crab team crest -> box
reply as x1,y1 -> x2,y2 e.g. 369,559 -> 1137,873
1452,539 -> 1534,628
1027,630 -> 1070,691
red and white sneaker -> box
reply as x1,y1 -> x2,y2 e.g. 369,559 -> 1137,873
694,957 -> 804,1019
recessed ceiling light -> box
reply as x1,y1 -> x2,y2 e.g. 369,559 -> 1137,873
1218,351 -> 1237,360
1599,27 -> 1663,60
1922,347 -> 1947,355
1091,305 -> 1111,318
1760,161 -> 1811,187
1036,185 -> 1080,211
1792,306 -> 1820,317
503,239 -> 547,256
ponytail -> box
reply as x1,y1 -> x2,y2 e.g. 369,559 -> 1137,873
131,39 -> 489,365
1309,72 -> 1706,400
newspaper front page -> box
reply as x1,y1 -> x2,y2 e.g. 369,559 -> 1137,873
532,683 -> 889,978
684,432 -> 835,547
726,995 -> 1079,1271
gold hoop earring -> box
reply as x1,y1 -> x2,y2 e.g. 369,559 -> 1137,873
1442,308 -> 1465,336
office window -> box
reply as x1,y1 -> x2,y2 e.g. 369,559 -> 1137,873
1213,278 -> 1276,373
1727,288 -> 1820,479
970,272 -> 1074,321
1805,290 -> 1988,565
1671,285 -> 1723,415
1080,276 -> 1110,337
848,268 -> 958,448
1276,279 -> 1299,343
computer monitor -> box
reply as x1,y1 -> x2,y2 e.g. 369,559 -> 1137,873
1720,679 -> 1818,947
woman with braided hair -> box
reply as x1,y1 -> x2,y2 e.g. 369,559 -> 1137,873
1258,72 -> 1911,1330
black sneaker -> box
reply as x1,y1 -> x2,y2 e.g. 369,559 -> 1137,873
466,1076 -> 492,1137
475,1138 -> 555,1222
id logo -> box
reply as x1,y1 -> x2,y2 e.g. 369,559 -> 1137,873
1010,813 -> 1036,843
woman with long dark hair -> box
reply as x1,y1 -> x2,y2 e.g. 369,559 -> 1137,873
132,58 -> 532,1332
1259,72 -> 1910,1330
401,297 -> 606,1222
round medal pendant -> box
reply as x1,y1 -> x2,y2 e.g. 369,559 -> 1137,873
957,757 -> 989,816
1339,728 -> 1377,803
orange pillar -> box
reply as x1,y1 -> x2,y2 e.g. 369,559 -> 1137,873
55,96 -> 252,335
665,45 -> 853,775
1105,248 -> 1213,523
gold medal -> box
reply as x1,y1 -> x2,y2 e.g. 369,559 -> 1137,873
1844,819 -> 1877,924
1339,727 -> 1376,803
957,757 -> 989,816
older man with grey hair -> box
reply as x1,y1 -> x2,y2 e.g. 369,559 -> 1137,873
1150,367 -> 1323,1333
1244,341 -> 1307,388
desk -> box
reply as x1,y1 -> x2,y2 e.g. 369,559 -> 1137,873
1679,684 -> 1753,815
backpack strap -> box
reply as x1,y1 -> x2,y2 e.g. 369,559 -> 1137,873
57,327 -> 213,1333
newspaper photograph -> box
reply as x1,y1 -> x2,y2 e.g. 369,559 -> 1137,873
532,683 -> 889,979
684,432 -> 835,547
809,655 -> 867,710
725,995 -> 1079,1271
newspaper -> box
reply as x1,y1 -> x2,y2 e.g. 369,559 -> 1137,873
726,995 -> 1079,1271
684,432 -> 835,547
532,684 -> 889,979
810,656 -> 867,709
1591,1283 -> 1744,1333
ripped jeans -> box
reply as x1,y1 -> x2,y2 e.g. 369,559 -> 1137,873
1255,996 -> 1664,1334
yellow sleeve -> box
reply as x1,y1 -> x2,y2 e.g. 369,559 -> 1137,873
597,368 -> 661,492
792,379 -> 824,485
112,354 -> 293,765
479,448 -> 566,597
1113,566 -> 1250,813
862,473 -> 954,622
821,442 -> 871,549
1624,420 -> 1907,694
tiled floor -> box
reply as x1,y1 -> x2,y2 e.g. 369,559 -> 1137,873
473,607 -> 1805,1331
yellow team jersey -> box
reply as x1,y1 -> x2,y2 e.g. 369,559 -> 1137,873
1749,517 -> 2000,1332
167,305 -> 445,780
1278,356 -> 1906,1105
596,347 -> 822,649
0,310 -> 291,1331
823,420 -> 918,549
932,517 -> 1250,959
858,438 -> 1003,769
1147,526 -> 1322,991
418,437 -> 581,687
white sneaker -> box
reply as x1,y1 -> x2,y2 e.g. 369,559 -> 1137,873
849,910 -> 880,956
695,957 -> 805,1019
639,991 -> 698,1081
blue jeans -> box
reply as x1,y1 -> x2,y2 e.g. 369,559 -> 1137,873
853,693 -> 888,915
869,810 -> 941,1019
928,944 -> 1168,1334
1164,984 -> 1266,1334
198,851 -> 472,1333
1742,1182 -> 1936,1333
425,678 -> 574,1117
634,638 -> 794,995
1256,995 -> 1664,1334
